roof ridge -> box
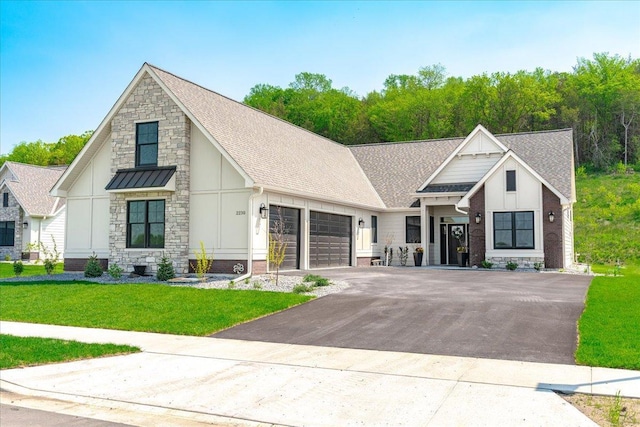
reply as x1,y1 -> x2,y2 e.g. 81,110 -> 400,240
4,160 -> 68,171
350,137 -> 464,148
494,128 -> 573,137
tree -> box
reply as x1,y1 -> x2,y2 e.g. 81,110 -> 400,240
268,207 -> 288,286
0,131 -> 93,168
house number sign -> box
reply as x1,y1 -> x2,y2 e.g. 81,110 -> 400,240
236,210 -> 246,215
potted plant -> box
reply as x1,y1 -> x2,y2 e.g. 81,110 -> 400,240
451,227 -> 468,267
413,246 -> 424,266
398,246 -> 409,266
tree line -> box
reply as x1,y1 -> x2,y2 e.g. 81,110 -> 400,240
244,52 -> 640,170
0,131 -> 93,168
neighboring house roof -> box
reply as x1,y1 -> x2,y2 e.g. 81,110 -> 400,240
0,161 -> 67,216
350,129 -> 574,208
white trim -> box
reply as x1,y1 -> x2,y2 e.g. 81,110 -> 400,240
417,125 -> 508,191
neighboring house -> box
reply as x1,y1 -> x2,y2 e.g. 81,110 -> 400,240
0,161 -> 67,261
51,63 -> 575,274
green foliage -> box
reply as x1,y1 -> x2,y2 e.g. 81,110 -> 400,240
12,260 -> 24,276
0,131 -> 92,168
0,283 -> 312,336
505,261 -> 518,271
268,207 -> 288,286
252,282 -> 262,290
4,254 -> 11,261
0,262 -> 62,278
244,278 -> 250,285
302,274 -> 330,287
190,241 -> 213,279
575,264 -> 640,369
84,254 -> 104,278
156,255 -> 175,281
480,260 -> 493,269
0,334 -> 139,369
533,262 -> 543,272
228,280 -> 236,289
575,172 -> 640,263
293,283 -> 313,294
108,263 -> 124,280
302,274 -> 323,282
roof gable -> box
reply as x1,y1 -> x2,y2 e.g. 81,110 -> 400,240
1,161 -> 66,216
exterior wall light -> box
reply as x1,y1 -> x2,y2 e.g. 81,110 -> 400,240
548,211 -> 555,223
358,217 -> 365,229
259,203 -> 269,220
23,222 -> 29,229
475,213 -> 482,224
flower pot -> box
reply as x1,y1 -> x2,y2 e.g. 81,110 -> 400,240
413,252 -> 423,266
457,252 -> 469,267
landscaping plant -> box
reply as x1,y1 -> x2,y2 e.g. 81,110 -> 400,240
505,261 -> 518,271
13,260 -> 24,277
84,254 -> 104,277
108,263 -> 124,280
268,207 -> 288,286
156,254 -> 175,281
190,241 -> 213,280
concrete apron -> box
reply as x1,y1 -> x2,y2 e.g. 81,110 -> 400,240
3,323 -> 639,426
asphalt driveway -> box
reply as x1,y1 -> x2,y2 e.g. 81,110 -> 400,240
213,268 -> 592,364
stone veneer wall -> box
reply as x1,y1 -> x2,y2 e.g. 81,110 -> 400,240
468,185 -> 486,267
109,74 -> 191,274
0,191 -> 23,260
542,184 -> 563,269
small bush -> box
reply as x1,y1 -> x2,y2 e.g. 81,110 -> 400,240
293,284 -> 313,294
480,260 -> 493,269
244,277 -> 250,285
228,280 -> 236,289
108,263 -> 124,280
506,261 -> 518,271
156,255 -> 175,281
4,254 -> 11,261
252,282 -> 262,290
314,278 -> 330,287
84,254 -> 104,278
190,241 -> 213,280
533,262 -> 543,272
302,274 -> 322,283
13,260 -> 24,277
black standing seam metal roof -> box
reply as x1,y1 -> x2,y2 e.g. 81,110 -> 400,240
105,166 -> 177,191
419,182 -> 477,193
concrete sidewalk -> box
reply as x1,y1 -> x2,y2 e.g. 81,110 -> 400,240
2,322 -> 639,426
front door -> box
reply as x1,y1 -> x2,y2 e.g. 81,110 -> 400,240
440,223 -> 468,265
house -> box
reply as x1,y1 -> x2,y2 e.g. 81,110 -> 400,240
0,161 -> 67,261
51,63 -> 575,274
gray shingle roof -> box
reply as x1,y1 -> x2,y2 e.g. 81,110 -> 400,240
148,65 -> 384,209
350,129 -> 574,208
1,162 -> 67,216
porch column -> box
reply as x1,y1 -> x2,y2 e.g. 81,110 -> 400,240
421,202 -> 429,266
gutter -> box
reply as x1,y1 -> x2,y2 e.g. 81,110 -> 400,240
235,186 -> 263,282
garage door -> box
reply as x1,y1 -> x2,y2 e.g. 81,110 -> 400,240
309,211 -> 352,268
269,205 -> 300,270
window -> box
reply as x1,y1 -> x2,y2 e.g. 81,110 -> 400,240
406,216 -> 421,243
3,193 -> 8,207
506,170 -> 516,191
371,215 -> 378,243
493,211 -> 534,249
429,216 -> 435,244
0,221 -> 15,246
136,122 -> 158,167
127,200 -> 165,248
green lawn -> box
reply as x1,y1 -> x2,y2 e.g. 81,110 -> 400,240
0,334 -> 139,369
0,262 -> 63,278
0,282 -> 312,335
575,263 -> 640,370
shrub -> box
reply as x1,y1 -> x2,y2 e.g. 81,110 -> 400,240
228,280 -> 236,289
4,254 -> 11,261
506,261 -> 518,271
13,260 -> 24,277
252,282 -> 262,290
84,254 -> 104,278
314,278 -> 330,287
533,262 -> 543,272
303,274 -> 323,283
108,263 -> 124,280
156,255 -> 175,281
292,284 -> 313,294
190,241 -> 213,280
244,277 -> 250,285
480,260 -> 493,269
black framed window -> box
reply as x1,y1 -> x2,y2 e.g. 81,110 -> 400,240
3,193 -> 8,207
406,216 -> 421,243
136,122 -> 158,167
0,221 -> 15,246
371,215 -> 378,243
506,170 -> 516,191
127,200 -> 165,248
429,216 -> 435,243
493,211 -> 534,249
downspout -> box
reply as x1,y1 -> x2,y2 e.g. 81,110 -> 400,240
235,186 -> 263,282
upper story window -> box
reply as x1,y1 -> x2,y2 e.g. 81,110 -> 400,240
371,215 -> 378,243
494,211 -> 534,249
2,193 -> 8,207
506,170 -> 516,191
406,216 -> 421,243
0,221 -> 15,246
136,122 -> 158,167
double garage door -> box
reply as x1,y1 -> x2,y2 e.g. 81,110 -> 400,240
269,206 -> 352,270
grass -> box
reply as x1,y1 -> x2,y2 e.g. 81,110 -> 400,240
0,262 -> 63,278
0,334 -> 139,369
575,263 -> 640,370
0,281 -> 312,336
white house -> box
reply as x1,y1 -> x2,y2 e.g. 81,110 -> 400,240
51,63 -> 575,274
0,161 -> 67,261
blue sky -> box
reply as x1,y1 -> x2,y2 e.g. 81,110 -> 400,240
1,1 -> 639,154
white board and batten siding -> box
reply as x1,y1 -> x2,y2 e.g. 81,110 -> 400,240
563,206 -> 574,268
64,135 -> 111,259
189,123 -> 250,260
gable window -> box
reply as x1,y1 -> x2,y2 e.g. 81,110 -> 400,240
136,122 -> 159,167
127,200 -> 165,248
406,216 -> 421,243
2,193 -> 8,207
506,170 -> 516,191
493,211 -> 534,249
0,221 -> 15,246
371,215 -> 378,243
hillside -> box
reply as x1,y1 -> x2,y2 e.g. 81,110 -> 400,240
574,171 -> 640,264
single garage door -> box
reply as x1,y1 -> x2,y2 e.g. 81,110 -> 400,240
269,205 -> 300,270
309,211 -> 352,268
